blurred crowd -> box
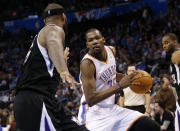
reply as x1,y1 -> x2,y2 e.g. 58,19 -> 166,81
0,0 -> 140,22
0,0 -> 180,130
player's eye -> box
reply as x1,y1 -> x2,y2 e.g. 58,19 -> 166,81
165,41 -> 169,45
88,38 -> 93,42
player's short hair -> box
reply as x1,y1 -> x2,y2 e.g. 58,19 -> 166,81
164,33 -> 178,41
85,28 -> 102,40
43,3 -> 64,19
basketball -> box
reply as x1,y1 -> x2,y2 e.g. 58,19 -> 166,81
130,70 -> 153,94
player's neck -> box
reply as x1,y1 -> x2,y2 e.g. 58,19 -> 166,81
98,50 -> 106,61
89,48 -> 107,62
46,20 -> 64,28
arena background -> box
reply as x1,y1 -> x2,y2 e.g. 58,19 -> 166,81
0,0 -> 179,130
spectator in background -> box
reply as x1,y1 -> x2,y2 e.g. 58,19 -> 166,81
154,102 -> 174,131
155,74 -> 176,112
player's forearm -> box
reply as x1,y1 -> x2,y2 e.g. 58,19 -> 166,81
145,93 -> 151,112
47,41 -> 69,74
86,84 -> 120,107
118,97 -> 124,107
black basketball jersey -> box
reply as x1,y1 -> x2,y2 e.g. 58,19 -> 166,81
16,29 -> 60,96
169,48 -> 180,103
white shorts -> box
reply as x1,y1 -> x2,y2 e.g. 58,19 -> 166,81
175,101 -> 180,131
78,104 -> 143,131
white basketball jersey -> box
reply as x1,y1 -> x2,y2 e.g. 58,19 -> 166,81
78,46 -> 116,124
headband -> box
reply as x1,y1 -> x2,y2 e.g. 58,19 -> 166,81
43,8 -> 65,18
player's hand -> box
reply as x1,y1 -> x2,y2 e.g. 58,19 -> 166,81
60,71 -> 80,89
64,47 -> 70,64
119,71 -> 140,89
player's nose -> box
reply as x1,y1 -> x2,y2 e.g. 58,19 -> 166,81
92,39 -> 98,44
163,45 -> 167,50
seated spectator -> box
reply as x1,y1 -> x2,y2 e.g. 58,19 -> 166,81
154,102 -> 174,131
155,74 -> 176,112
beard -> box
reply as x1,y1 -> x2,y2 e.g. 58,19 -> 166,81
167,45 -> 176,55
166,45 -> 176,62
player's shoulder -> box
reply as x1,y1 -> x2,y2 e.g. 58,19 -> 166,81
80,58 -> 95,70
43,24 -> 64,34
171,50 -> 180,65
81,58 -> 94,67
107,46 -> 116,56
107,46 -> 115,50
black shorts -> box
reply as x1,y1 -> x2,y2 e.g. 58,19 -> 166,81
128,116 -> 160,131
125,105 -> 145,113
14,90 -> 88,131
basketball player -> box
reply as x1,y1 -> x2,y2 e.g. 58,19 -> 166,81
162,33 -> 180,131
14,3 -> 88,131
78,28 -> 160,131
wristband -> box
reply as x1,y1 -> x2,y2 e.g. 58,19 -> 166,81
117,83 -> 123,90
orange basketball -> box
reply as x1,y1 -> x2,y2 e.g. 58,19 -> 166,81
130,70 -> 153,94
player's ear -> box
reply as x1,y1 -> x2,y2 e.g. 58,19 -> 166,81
61,13 -> 66,22
174,40 -> 178,45
102,37 -> 105,43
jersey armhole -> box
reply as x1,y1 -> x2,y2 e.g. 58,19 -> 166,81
107,46 -> 115,57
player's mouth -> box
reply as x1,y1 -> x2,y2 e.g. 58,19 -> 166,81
163,48 -> 168,52
93,45 -> 101,50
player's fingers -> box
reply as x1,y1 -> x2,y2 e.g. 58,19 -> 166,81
129,71 -> 138,78
64,47 -> 70,56
131,76 -> 143,82
65,47 -> 70,52
131,76 -> 149,82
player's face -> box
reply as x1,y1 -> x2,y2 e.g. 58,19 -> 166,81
86,30 -> 105,54
162,36 -> 175,54
127,66 -> 136,75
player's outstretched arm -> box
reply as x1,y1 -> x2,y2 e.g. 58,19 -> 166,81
43,26 -> 76,85
145,93 -> 151,115
45,26 -> 68,73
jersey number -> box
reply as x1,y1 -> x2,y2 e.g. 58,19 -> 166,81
172,74 -> 177,84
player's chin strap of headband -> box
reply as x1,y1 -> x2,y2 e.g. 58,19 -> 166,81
43,8 -> 65,18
